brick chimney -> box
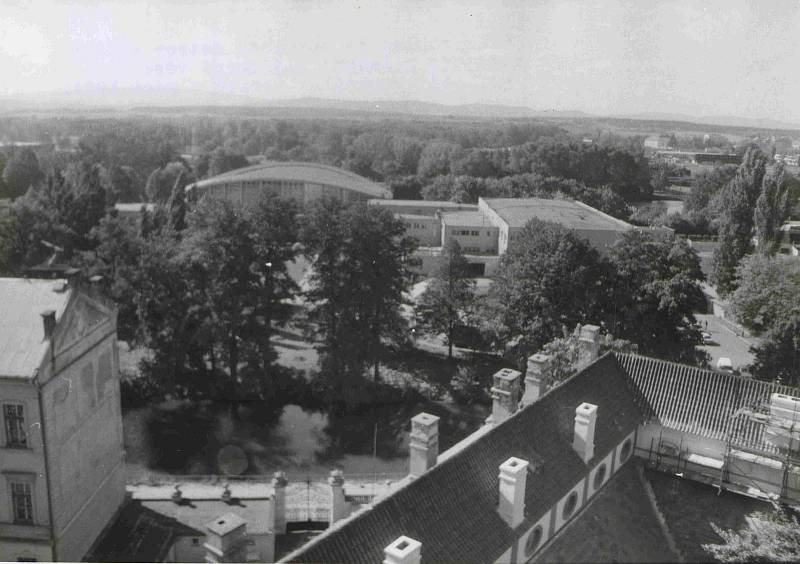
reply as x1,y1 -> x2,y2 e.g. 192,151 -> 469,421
578,325 -> 601,368
383,535 -> 421,564
271,471 -> 287,534
328,470 -> 348,524
488,368 -> 522,426
523,353 -> 551,404
498,457 -> 528,528
572,403 -> 598,464
41,310 -> 56,340
409,413 -> 440,477
204,512 -> 248,563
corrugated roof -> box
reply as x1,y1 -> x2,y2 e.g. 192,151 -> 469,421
191,161 -> 391,199
0,278 -> 71,379
482,198 -> 633,231
285,354 -> 642,564
617,354 -> 796,453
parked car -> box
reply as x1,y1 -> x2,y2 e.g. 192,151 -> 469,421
702,331 -> 712,344
716,357 -> 734,373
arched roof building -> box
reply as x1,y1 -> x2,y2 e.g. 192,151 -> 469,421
187,161 -> 391,206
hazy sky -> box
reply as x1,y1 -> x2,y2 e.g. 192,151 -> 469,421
2,0 -> 799,120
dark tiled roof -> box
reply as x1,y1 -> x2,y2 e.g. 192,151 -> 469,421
286,354 -> 642,563
617,354 -> 797,453
534,463 -> 678,563
84,499 -> 196,562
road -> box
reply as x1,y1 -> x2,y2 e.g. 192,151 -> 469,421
695,313 -> 757,371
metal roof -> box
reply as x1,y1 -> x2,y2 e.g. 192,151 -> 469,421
0,278 -> 71,379
481,198 -> 633,231
190,161 -> 391,199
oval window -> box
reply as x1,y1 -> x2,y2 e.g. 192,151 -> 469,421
524,525 -> 544,557
620,438 -> 632,463
593,463 -> 607,490
562,491 -> 578,519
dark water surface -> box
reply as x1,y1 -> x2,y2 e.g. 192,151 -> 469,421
123,398 -> 488,481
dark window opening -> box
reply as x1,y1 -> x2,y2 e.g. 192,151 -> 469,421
4,404 -> 27,447
562,491 -> 578,519
593,463 -> 607,490
524,525 -> 544,557
620,438 -> 632,463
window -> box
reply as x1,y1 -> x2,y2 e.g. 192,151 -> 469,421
11,482 -> 34,524
593,463 -> 608,490
524,525 -> 544,557
620,439 -> 632,463
562,491 -> 578,519
471,230 -> 479,236
3,404 -> 27,447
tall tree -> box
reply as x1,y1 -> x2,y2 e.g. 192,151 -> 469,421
606,231 -> 707,364
729,255 -> 800,336
145,161 -> 193,203
417,239 -> 475,359
490,218 -> 607,365
1,148 -> 44,199
167,171 -> 187,232
754,165 -> 791,255
303,199 -> 417,402
711,147 -> 768,295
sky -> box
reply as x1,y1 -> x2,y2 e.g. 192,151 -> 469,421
2,0 -> 799,121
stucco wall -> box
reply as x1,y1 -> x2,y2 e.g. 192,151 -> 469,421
0,538 -> 53,562
42,331 -> 126,560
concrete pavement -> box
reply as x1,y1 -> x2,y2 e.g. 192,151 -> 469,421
695,313 -> 757,371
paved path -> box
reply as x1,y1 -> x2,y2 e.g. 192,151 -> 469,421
695,313 -> 757,371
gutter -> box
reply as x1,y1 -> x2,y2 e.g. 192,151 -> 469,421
33,368 -> 58,561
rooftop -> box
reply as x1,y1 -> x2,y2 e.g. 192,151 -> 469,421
440,210 -> 494,227
284,351 -> 799,563
285,354 -> 642,563
114,203 -> 156,214
481,197 -> 633,231
0,278 -> 71,379
190,161 -> 391,199
369,199 -> 478,209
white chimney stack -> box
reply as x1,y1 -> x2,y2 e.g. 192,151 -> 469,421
578,325 -> 601,368
409,413 -> 440,477
328,469 -> 348,524
271,471 -> 287,534
523,353 -> 551,404
497,456 -> 528,528
488,368 -> 522,426
383,535 -> 422,564
573,403 -> 598,464
204,512 -> 248,563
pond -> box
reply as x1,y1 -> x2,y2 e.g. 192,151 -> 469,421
123,398 -> 489,482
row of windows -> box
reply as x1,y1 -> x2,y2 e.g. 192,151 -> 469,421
453,230 -> 491,237
523,437 -> 633,558
3,404 -> 35,525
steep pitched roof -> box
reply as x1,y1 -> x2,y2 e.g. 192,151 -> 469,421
617,354 -> 796,453
0,278 -> 71,379
284,354 -> 642,563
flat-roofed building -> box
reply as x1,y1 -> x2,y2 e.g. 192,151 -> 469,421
400,214 -> 442,247
368,199 -> 478,217
188,161 -> 391,206
439,210 -> 499,255
479,197 -> 638,255
0,278 -> 125,562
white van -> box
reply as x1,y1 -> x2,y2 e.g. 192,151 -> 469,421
716,357 -> 734,373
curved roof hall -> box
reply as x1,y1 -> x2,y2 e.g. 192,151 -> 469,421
189,161 -> 391,199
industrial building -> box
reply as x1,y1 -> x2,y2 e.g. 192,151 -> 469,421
187,161 -> 391,206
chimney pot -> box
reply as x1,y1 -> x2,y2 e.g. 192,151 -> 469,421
383,535 -> 422,564
498,456 -> 529,528
409,413 -> 440,477
41,310 -> 56,340
204,512 -> 248,563
488,368 -> 521,425
578,324 -> 601,368
328,469 -> 348,524
572,402 -> 598,464
523,353 -> 552,404
271,471 -> 288,534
